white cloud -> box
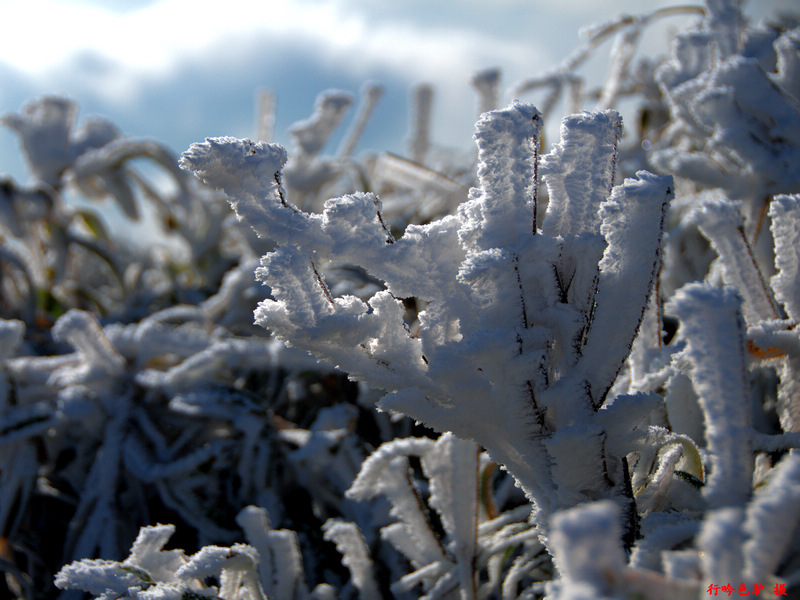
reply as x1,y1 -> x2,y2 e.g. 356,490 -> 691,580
4,0 -> 797,101
4,0 -> 796,182
1,0 -> 548,79
0,0 -> 555,149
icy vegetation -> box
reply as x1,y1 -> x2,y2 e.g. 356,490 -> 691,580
1,1 -> 800,599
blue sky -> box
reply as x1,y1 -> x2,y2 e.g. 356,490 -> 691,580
1,0 -> 796,184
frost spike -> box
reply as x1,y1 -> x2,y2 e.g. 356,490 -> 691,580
237,506 -> 278,598
179,137 -> 294,241
338,82 -> 384,159
322,520 -> 381,600
471,67 -> 501,116
256,89 -> 276,142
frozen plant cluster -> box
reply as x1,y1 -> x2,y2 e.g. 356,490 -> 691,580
2,0 -> 800,599
0,93 -> 457,599
180,101 -> 672,537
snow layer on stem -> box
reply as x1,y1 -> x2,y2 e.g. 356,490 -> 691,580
541,110 -> 621,238
579,170 -> 672,405
459,100 -> 541,247
692,198 -> 779,324
742,453 -> 800,582
666,283 -> 753,509
236,506 -> 310,600
547,500 -> 626,599
770,194 -> 800,321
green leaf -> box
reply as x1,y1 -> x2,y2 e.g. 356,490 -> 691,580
74,210 -> 110,242
36,288 -> 66,319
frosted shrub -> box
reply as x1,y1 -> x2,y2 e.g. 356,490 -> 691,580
652,8 -> 800,208
181,101 -> 667,519
179,100 -> 673,569
631,2 -> 800,297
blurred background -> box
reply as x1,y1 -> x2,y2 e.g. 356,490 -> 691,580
1,0 -> 797,184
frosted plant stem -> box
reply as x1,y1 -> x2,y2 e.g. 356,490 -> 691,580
338,82 -> 384,159
739,224 -> 781,320
256,89 -> 275,143
531,114 -> 540,235
694,199 -> 780,323
666,283 -> 753,509
409,85 -> 433,164
751,431 -> 800,452
310,258 -> 335,306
